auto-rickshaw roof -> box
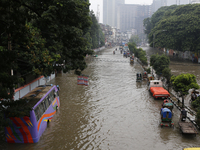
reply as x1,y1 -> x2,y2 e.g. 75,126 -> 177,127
162,108 -> 171,113
163,103 -> 173,107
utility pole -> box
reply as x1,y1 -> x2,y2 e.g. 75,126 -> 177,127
8,33 -> 15,100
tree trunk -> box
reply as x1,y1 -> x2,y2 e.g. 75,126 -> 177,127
182,95 -> 184,108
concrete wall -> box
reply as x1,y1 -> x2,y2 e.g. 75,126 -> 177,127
14,73 -> 56,100
93,46 -> 106,52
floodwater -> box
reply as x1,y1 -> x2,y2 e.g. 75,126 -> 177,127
145,47 -> 200,85
1,47 -> 200,150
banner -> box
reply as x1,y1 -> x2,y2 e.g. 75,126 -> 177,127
77,75 -> 89,86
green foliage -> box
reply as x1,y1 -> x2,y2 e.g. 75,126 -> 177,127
128,42 -> 136,54
146,4 -> 200,51
192,97 -> 200,108
162,67 -> 172,84
150,54 -> 170,75
171,73 -> 200,95
145,67 -> 151,74
143,17 -> 152,36
129,35 -> 141,45
2,99 -> 32,118
0,0 -> 94,99
87,11 -> 105,49
150,54 -> 159,66
150,5 -> 178,29
196,110 -> 200,127
0,99 -> 32,127
128,41 -> 148,65
135,48 -> 148,65
0,0 -> 96,129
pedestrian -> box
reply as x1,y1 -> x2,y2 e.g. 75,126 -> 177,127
180,108 -> 187,121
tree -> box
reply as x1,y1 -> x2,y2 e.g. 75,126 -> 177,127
191,96 -> 200,127
32,0 -> 93,74
150,54 -> 159,67
150,5 -> 178,29
143,17 -> 152,36
147,4 -> 200,51
151,54 -> 170,76
0,0 -> 94,129
129,35 -> 141,46
0,0 -> 94,100
88,11 -> 105,49
162,67 -> 172,91
171,73 -> 199,107
128,40 -> 147,65
128,42 -> 136,54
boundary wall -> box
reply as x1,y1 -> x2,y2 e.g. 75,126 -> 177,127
93,46 -> 105,52
14,74 -> 55,100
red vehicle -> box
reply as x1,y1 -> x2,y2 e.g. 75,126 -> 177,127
148,80 -> 170,99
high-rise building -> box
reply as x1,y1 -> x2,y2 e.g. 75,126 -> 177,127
191,0 -> 200,3
179,0 -> 189,4
167,0 -> 189,5
151,0 -> 166,13
166,0 -> 176,5
103,0 -> 125,27
117,4 -> 150,39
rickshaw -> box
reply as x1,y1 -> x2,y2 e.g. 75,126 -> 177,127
130,56 -> 134,64
136,72 -> 142,82
143,71 -> 147,79
123,51 -> 127,57
147,74 -> 154,81
160,108 -> 174,127
162,99 -> 173,112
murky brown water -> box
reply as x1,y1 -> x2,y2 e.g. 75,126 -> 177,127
1,47 -> 200,150
145,47 -> 200,85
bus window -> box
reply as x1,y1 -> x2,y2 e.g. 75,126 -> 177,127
34,107 -> 40,121
50,91 -> 54,102
44,97 -> 49,108
47,96 -> 51,105
38,103 -> 45,117
42,101 -> 46,111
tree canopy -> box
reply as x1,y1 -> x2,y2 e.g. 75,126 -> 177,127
129,35 -> 141,46
144,4 -> 200,52
88,11 -> 105,49
150,54 -> 170,75
0,0 -> 105,128
171,73 -> 199,95
0,0 -> 106,100
128,40 -> 148,65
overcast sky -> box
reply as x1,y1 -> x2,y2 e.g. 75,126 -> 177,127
89,0 -> 153,23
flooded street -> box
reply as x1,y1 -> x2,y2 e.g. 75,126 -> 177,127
1,47 -> 200,150
144,47 -> 200,85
